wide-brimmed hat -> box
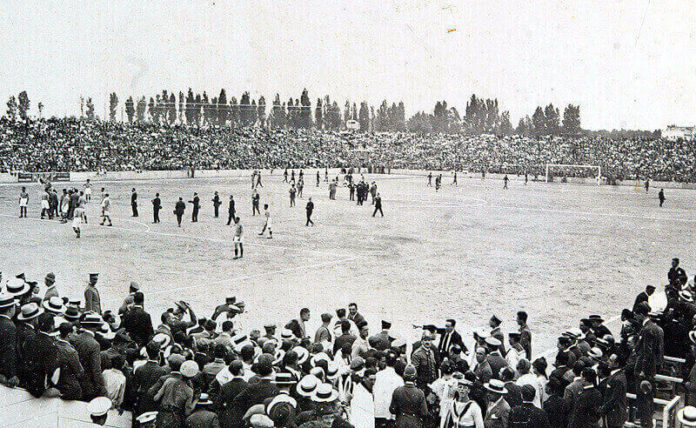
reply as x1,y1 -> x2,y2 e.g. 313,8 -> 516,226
325,361 -> 339,380
273,349 -> 285,366
81,313 -> 106,328
280,328 -> 294,340
311,352 -> 330,367
679,406 -> 696,426
266,393 -> 297,414
296,375 -> 320,397
152,333 -> 172,348
272,372 -> 297,386
681,291 -> 695,303
0,292 -> 15,309
588,314 -> 605,323
312,383 -> 338,402
5,278 -> 30,297
485,337 -> 502,348
63,306 -> 81,321
135,411 -> 158,424
484,379 -> 508,395
293,346 -> 309,365
197,393 -> 213,406
45,273 -> 56,285
181,360 -> 199,378
588,347 -> 603,360
17,303 -> 43,321
87,396 -> 112,417
43,296 -> 65,314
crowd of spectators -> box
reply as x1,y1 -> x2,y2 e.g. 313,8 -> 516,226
1,258 -> 696,427
1,118 -> 696,182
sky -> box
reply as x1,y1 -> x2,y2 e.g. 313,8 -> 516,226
0,0 -> 694,130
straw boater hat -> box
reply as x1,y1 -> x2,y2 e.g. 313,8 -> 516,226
266,394 -> 297,414
17,303 -> 43,321
43,296 -> 66,314
679,406 -> 696,426
485,337 -> 502,348
310,352 -> 330,367
180,360 -> 200,378
312,383 -> 338,403
484,379 -> 508,395
325,361 -> 339,380
293,346 -> 309,365
681,291 -> 695,303
280,328 -> 294,340
135,411 -> 158,425
87,396 -> 112,418
81,313 -> 106,328
196,393 -> 213,406
0,292 -> 15,309
272,372 -> 297,386
296,375 -> 320,397
5,278 -> 30,297
152,333 -> 172,349
63,306 -> 81,321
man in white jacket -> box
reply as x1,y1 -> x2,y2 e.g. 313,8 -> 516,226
373,352 -> 404,428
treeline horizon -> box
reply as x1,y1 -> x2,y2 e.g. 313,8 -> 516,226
3,89 -> 662,138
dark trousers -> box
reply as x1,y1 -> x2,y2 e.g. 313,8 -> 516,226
290,197 -> 295,207
373,206 -> 383,217
253,204 -> 260,215
132,203 -> 138,217
306,212 -> 314,226
375,418 -> 394,428
214,206 -> 219,217
227,211 -> 235,225
153,209 -> 160,223
176,214 -> 183,227
192,208 -> 199,222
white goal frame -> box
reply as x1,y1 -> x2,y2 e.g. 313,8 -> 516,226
545,164 -> 601,185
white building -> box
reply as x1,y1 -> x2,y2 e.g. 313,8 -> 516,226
663,125 -> 696,141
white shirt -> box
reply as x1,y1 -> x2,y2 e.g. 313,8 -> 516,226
102,368 -> 126,407
373,366 -> 404,419
350,382 -> 375,428
516,373 -> 542,408
443,400 -> 484,428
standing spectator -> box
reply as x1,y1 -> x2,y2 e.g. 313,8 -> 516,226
121,291 -> 154,347
70,313 -> 107,400
389,364 -> 429,428
54,322 -> 84,400
0,293 -> 19,388
517,311 -> 532,360
84,273 -> 101,314
131,188 -> 138,217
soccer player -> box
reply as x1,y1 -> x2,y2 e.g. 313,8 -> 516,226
100,194 -> 113,226
297,177 -> 304,198
40,191 -> 50,219
233,217 -> 244,259
258,204 -> 272,239
306,198 -> 315,226
72,192 -> 87,238
84,179 -> 92,201
289,184 -> 297,207
19,186 -> 29,218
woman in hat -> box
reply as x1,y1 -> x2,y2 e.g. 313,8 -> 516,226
441,378 -> 484,428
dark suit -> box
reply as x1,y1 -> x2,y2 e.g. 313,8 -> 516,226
635,319 -> 664,378
226,200 -> 236,225
599,370 -> 628,428
131,192 -> 138,216
543,394 -> 568,428
70,330 -> 106,399
15,322 -> 36,386
333,333 -> 357,355
389,383 -> 428,428
231,378 -> 279,416
23,331 -> 59,397
508,403 -> 551,428
486,351 -> 509,380
55,338 -> 84,400
190,196 -> 200,222
152,197 -> 162,223
348,312 -> 367,328
504,381 -> 523,408
122,305 -> 154,347
0,315 -> 18,381
218,377 -> 248,428
568,386 -> 602,428
134,361 -> 170,415
436,329 -> 467,356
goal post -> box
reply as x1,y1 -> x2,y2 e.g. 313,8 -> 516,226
545,164 -> 601,185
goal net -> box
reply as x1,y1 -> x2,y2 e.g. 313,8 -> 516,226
545,164 -> 601,184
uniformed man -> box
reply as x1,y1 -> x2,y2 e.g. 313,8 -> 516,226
131,188 -> 138,217
212,191 -> 222,218
84,273 -> 101,314
189,192 -> 200,222
174,197 -> 186,227
151,193 -> 161,223
227,195 -> 236,226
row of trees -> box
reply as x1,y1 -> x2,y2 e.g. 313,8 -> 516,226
5,90 -> 583,135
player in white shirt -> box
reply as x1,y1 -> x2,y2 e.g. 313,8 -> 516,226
258,204 -> 273,239
100,194 -> 113,226
72,192 -> 87,238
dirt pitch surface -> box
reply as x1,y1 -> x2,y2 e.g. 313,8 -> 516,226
2,173 -> 695,354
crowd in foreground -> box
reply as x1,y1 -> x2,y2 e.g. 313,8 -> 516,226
2,258 -> 696,427
2,118 -> 696,182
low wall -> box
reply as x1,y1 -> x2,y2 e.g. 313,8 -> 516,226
1,384 -> 131,427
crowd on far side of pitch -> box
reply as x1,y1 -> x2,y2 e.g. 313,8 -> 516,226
2,118 -> 696,182
2,258 -> 696,427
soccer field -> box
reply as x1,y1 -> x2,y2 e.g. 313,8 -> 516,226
1,173 -> 694,355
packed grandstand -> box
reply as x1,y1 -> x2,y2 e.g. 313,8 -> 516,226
2,118 -> 696,183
